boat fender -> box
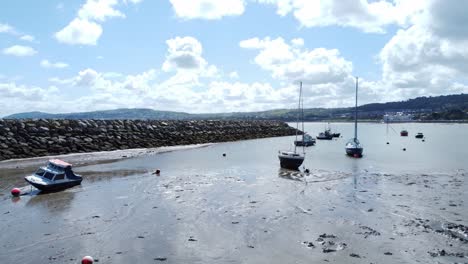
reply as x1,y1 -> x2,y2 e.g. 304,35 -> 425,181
82,256 -> 94,264
11,188 -> 21,197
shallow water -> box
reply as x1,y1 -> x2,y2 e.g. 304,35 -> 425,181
0,122 -> 467,263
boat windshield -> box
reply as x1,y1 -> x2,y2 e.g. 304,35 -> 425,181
35,168 -> 46,176
43,171 -> 54,180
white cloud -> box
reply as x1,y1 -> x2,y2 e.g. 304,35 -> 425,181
0,82 -> 59,116
0,23 -> 16,34
229,71 -> 239,79
0,23 -> 36,42
2,45 -> 37,57
169,0 -> 245,20
20,35 -> 35,42
40,59 -> 69,69
78,0 -> 124,22
378,0 -> 468,96
240,37 -> 352,84
55,0 -> 141,45
55,18 -> 103,45
162,36 -> 218,79
257,0 -> 425,33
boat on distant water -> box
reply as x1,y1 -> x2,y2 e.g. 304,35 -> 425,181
294,133 -> 316,146
332,132 -> 341,137
345,77 -> 363,157
400,130 -> 408,136
24,159 -> 82,192
316,128 -> 333,140
279,82 -> 305,170
415,132 -> 424,138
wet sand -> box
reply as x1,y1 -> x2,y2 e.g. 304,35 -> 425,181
0,139 -> 467,263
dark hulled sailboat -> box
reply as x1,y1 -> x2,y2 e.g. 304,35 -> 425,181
279,82 -> 305,170
345,77 -> 363,157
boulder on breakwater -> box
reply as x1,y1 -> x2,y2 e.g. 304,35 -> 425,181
0,119 -> 298,161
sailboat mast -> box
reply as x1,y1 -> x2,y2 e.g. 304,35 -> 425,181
354,77 -> 358,140
294,82 -> 302,153
301,82 -> 305,154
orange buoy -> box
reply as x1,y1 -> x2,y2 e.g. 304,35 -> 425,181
82,256 -> 94,264
11,188 -> 21,197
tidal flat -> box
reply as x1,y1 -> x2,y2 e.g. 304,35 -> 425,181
0,123 -> 467,263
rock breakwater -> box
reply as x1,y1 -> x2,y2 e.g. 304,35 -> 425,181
0,119 -> 298,161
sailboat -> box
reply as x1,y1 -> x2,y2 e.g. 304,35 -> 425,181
294,89 -> 315,147
345,77 -> 363,157
279,82 -> 305,170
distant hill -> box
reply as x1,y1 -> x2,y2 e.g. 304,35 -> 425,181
4,93 -> 467,121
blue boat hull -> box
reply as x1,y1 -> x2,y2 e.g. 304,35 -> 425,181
25,178 -> 82,192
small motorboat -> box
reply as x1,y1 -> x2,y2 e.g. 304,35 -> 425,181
400,130 -> 408,136
316,129 -> 333,140
294,133 -> 316,146
415,132 -> 424,139
25,159 -> 82,192
332,133 -> 341,138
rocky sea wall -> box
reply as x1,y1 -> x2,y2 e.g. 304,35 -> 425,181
0,119 -> 298,161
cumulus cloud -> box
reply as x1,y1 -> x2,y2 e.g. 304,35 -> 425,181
55,18 -> 103,45
257,0 -> 425,33
169,0 -> 245,20
55,0 -> 140,45
240,37 -> 352,84
40,59 -> 69,69
2,45 -> 37,56
0,82 -> 59,116
0,23 -> 16,34
378,0 -> 468,96
162,36 -> 218,79
78,0 -> 124,21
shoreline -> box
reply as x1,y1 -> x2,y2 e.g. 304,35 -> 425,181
0,143 -> 215,169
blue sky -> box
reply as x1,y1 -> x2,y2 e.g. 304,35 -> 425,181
1,0 -> 467,116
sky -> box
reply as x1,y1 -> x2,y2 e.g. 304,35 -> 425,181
1,0 -> 467,116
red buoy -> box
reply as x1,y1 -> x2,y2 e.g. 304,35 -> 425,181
11,188 -> 21,197
82,256 -> 94,264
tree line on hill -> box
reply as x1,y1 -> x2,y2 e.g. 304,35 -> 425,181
4,94 -> 467,121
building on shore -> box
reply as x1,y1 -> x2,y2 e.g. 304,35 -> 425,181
382,112 -> 414,122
